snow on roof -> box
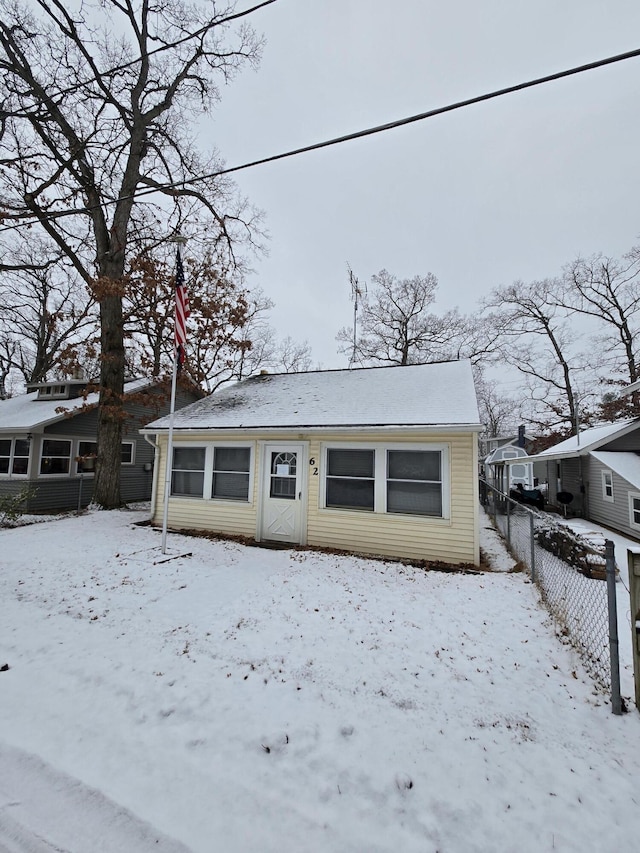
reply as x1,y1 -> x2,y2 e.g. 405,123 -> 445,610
591,451 -> 640,491
526,418 -> 640,462
0,378 -> 153,433
144,361 -> 481,432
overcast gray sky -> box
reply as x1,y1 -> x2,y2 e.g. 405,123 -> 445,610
210,0 -> 640,375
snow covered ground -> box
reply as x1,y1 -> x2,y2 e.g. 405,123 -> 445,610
1,507 -> 639,852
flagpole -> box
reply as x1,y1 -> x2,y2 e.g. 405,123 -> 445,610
161,236 -> 188,554
161,346 -> 179,554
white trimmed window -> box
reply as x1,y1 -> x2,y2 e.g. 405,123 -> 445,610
170,444 -> 253,502
77,440 -> 97,473
629,493 -> 640,531
602,470 -> 614,502
322,443 -> 449,518
171,447 -> 206,496
40,438 -> 72,475
386,449 -> 443,516
326,448 -> 375,511
213,446 -> 251,501
0,438 -> 30,477
121,442 -> 135,465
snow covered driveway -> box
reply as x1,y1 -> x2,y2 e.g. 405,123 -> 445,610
1,508 -> 639,852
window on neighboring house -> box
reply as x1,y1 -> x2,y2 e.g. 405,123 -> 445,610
325,448 -> 376,511
602,470 -> 614,502
386,449 -> 442,516
629,493 -> 640,530
77,440 -> 97,473
0,438 -> 30,476
212,446 -> 251,501
40,439 -> 72,475
171,447 -> 206,496
121,442 -> 134,465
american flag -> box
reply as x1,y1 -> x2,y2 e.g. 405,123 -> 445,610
174,247 -> 190,370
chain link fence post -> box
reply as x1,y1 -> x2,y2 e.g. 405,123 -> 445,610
605,540 -> 622,715
529,511 -> 536,583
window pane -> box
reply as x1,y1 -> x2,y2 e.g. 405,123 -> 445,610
213,472 -> 250,500
214,447 -> 250,473
0,439 -> 12,457
171,447 -> 205,497
270,475 -> 296,499
387,481 -> 442,516
42,439 -> 71,457
121,443 -> 133,464
40,439 -> 71,475
173,447 -> 205,470
0,459 -> 8,474
12,458 -> 28,475
388,450 -> 440,481
326,477 -> 374,510
15,439 -> 30,457
172,471 -> 205,496
327,449 -> 374,478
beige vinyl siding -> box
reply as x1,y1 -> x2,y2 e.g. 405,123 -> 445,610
151,434 -> 260,538
306,431 -> 478,565
151,428 -> 479,565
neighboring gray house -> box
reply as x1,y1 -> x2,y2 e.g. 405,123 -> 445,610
0,376 -> 201,513
524,418 -> 640,539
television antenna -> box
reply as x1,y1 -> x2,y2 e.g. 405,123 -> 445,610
348,264 -> 366,367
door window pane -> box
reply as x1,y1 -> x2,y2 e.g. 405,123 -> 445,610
270,451 -> 297,500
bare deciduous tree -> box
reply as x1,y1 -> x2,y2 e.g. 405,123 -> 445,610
483,279 -> 594,435
561,250 -> 640,408
337,269 -> 454,366
0,0 -> 268,506
0,237 -> 97,385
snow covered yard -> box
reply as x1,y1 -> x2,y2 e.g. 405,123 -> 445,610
1,508 -> 639,852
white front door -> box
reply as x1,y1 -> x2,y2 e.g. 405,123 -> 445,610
259,443 -> 306,544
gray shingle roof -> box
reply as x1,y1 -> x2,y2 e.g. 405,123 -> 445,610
144,360 -> 480,432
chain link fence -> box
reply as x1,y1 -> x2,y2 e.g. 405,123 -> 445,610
480,480 -> 621,709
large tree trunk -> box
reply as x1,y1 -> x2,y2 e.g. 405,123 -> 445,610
94,290 -> 125,508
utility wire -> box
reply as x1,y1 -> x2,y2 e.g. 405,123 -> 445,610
2,45 -> 639,236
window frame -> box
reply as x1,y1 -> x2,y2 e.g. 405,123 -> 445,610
321,442 -> 450,519
629,492 -> 640,532
169,442 -> 254,504
325,446 -> 376,512
386,447 -> 444,517
212,445 -> 252,502
121,441 -> 135,466
39,437 -> 73,476
602,469 -> 614,503
0,437 -> 31,478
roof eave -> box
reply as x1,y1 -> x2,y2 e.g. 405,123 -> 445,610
141,421 -> 483,436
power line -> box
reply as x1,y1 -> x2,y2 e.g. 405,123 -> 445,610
2,45 -> 639,236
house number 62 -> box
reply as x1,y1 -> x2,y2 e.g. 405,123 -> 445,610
309,458 -> 318,475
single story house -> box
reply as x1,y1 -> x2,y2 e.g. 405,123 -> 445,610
0,376 -> 201,513
523,418 -> 640,539
141,360 -> 482,566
